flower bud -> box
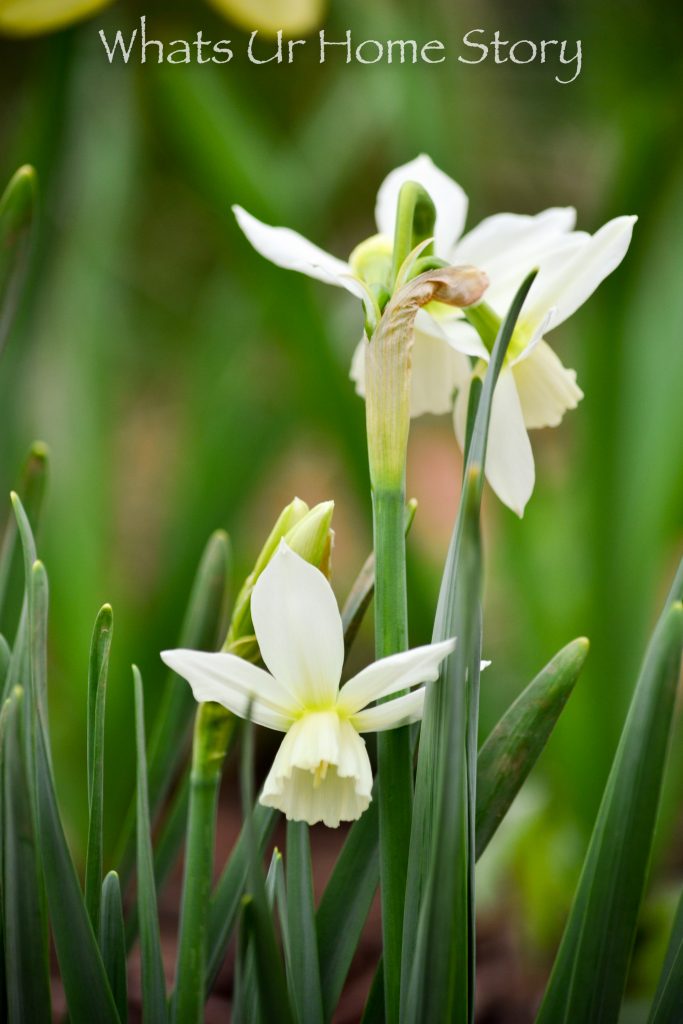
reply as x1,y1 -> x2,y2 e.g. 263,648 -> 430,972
284,500 -> 335,575
224,498 -> 335,658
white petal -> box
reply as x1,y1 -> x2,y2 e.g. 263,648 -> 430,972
374,155 -> 468,254
337,638 -> 456,715
232,205 -> 365,299
260,713 -> 372,827
523,215 -> 637,332
251,541 -> 344,707
408,327 -> 468,416
435,316 -> 491,361
160,649 -> 294,731
461,368 -> 535,517
453,207 -> 576,270
351,688 -> 427,732
349,337 -> 366,398
512,340 -> 584,429
349,321 -> 472,418
509,307 -> 557,366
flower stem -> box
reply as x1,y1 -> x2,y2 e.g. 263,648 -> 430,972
172,702 -> 235,1023
373,485 -> 412,1023
365,263 -> 488,1021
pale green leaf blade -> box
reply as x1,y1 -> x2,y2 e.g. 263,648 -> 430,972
476,637 -> 589,858
34,690 -> 120,1023
316,798 -> 379,1020
0,443 -> 48,636
648,885 -> 683,1023
85,604 -> 113,933
286,821 -> 324,1024
204,803 -> 277,991
115,530 -> 230,876
133,667 -> 168,1023
0,165 -> 36,355
537,582 -> 683,1024
99,872 -> 128,1024
1,688 -> 52,1022
171,705 -> 235,1023
403,272 -> 537,1023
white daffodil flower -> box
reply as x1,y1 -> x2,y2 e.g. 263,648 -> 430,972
234,155 -> 636,517
162,541 -> 456,828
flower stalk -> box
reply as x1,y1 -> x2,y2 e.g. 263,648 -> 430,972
172,703 -> 235,1023
365,262 -> 487,1019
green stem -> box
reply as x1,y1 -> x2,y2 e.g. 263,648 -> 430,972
373,486 -> 412,1024
462,301 -> 501,353
390,182 -> 436,287
172,703 -> 234,1023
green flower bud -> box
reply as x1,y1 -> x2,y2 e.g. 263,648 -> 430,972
224,498 -> 335,658
284,499 -> 335,576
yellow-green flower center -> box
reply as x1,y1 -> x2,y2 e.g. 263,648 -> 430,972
349,234 -> 393,290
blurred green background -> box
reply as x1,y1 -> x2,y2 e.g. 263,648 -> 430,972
0,0 -> 682,979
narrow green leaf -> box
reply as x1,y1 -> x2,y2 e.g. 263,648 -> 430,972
240,717 -> 294,1024
0,636 -> 9,699
341,552 -> 375,658
115,530 -> 230,876
360,961 -> 385,1024
13,550 -> 116,1021
204,803 -> 277,991
316,799 -> 379,1020
99,872 -> 128,1024
133,666 -> 168,1023
0,165 -> 37,355
403,271 -> 537,1024
236,849 -> 283,1024
270,849 -> 292,980
265,847 -> 282,905
476,637 -> 590,858
34,689 -> 120,1022
153,771 -> 190,892
649,886 -> 683,1023
286,822 -> 324,1024
241,887 -> 294,1024
1,688 -> 51,1022
232,896 -> 255,1024
171,703 -> 234,1023
85,605 -> 113,932
0,442 -> 48,634
125,770 -> 191,951
537,590 -> 683,1024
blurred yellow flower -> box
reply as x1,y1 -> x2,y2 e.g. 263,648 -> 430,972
0,0 -> 325,37
206,0 -> 325,36
0,0 -> 114,36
